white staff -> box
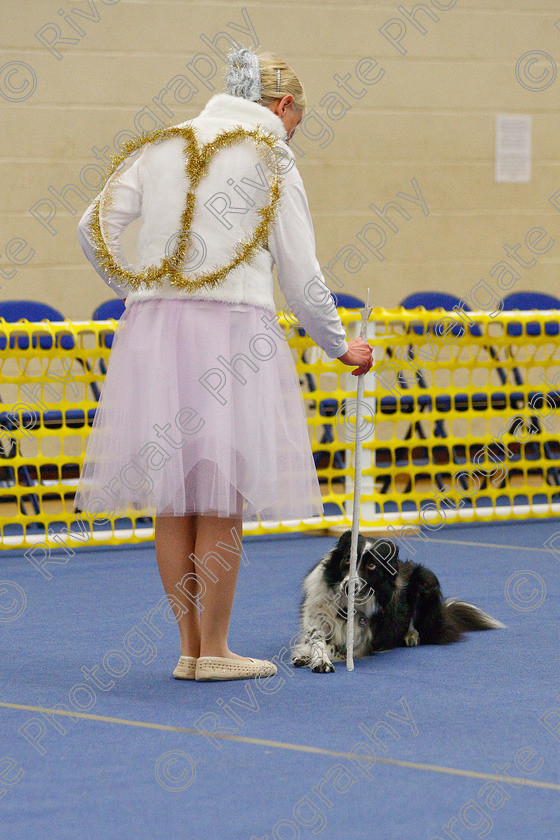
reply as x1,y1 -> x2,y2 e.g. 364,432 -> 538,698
346,288 -> 373,671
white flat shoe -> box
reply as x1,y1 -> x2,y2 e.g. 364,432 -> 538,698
195,656 -> 277,681
173,655 -> 197,680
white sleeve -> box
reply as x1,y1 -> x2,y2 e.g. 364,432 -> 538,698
77,157 -> 143,299
267,160 -> 349,359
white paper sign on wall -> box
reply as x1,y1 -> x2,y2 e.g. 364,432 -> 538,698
495,115 -> 532,183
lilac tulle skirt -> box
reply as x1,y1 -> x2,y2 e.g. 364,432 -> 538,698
75,299 -> 323,521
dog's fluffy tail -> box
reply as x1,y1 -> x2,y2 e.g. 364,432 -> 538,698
443,598 -> 505,640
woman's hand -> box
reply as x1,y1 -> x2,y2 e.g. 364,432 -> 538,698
337,337 -> 373,377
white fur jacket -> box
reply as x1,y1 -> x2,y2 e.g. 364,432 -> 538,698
78,93 -> 348,358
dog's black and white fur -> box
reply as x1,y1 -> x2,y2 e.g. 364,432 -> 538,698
291,531 -> 504,672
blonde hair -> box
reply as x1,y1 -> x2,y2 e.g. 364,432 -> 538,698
257,51 -> 307,112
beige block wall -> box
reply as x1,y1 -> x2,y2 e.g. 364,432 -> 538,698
1,0 -> 559,318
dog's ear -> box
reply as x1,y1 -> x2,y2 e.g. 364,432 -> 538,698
332,530 -> 366,565
369,539 -> 399,574
329,531 -> 351,569
335,530 -> 353,554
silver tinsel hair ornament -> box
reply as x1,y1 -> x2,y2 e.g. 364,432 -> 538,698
225,47 -> 262,102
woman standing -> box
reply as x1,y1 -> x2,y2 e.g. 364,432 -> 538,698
76,48 -> 372,682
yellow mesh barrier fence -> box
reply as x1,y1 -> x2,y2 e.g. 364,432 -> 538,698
315,307 -> 560,537
0,308 -> 559,551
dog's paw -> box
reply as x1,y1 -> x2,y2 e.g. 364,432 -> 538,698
329,650 -> 346,663
404,628 -> 420,647
311,660 -> 335,673
291,656 -> 307,668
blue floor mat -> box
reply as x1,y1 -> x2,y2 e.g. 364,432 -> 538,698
1,521 -> 558,839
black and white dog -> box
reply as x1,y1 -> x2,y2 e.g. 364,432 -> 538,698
291,531 -> 504,672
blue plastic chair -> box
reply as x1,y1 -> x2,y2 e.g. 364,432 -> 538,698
502,292 -> 560,337
92,299 -> 126,378
92,299 -> 126,321
0,301 -> 98,515
501,292 -> 560,390
501,292 -> 560,385
501,292 -> 560,485
331,292 -> 365,309
301,291 -> 364,384
399,292 -> 467,314
0,301 -> 73,514
0,300 -> 74,351
395,292 -> 559,492
307,293 -> 365,475
388,293 -> 494,495
0,300 -> 65,321
93,299 -> 126,351
0,300 -> 100,403
395,293 -> 479,439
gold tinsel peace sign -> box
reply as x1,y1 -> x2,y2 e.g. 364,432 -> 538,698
89,124 -> 283,292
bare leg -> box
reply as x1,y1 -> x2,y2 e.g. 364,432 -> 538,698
195,513 -> 250,660
154,514 -> 200,658
154,512 -> 250,661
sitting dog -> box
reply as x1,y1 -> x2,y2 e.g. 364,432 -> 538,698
291,531 -> 504,672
